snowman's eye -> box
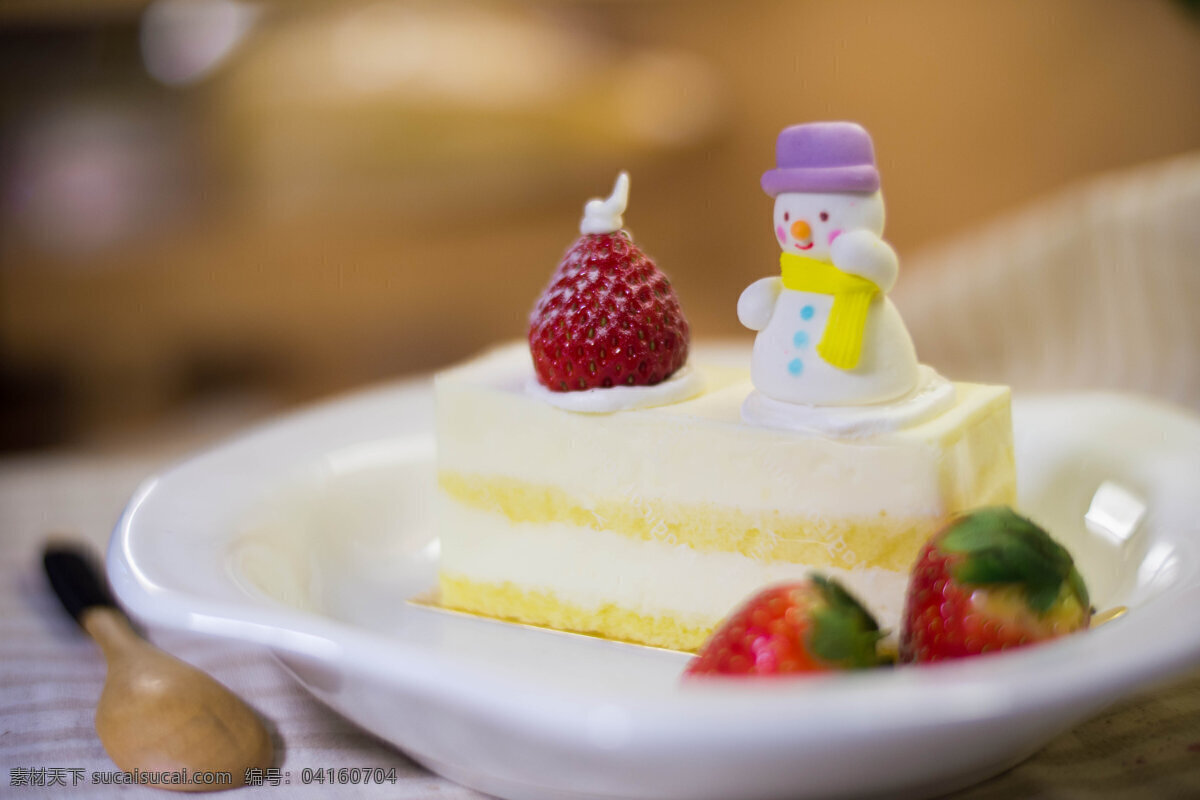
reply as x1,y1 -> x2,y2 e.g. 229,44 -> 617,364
783,212 -> 790,222
819,211 -> 829,222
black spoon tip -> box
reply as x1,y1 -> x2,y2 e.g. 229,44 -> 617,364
43,543 -> 115,625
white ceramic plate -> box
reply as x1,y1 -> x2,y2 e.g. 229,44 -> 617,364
109,380 -> 1200,800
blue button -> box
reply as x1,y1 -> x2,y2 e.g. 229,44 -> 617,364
788,358 -> 803,376
793,330 -> 809,348
800,305 -> 815,320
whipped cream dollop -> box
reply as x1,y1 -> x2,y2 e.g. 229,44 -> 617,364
580,172 -> 630,235
740,364 -> 955,437
525,364 -> 705,413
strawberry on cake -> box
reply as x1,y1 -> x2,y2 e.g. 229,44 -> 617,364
435,124 -> 1017,651
527,173 -> 690,398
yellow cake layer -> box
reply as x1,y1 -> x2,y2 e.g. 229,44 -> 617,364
438,471 -> 1000,572
440,574 -> 712,652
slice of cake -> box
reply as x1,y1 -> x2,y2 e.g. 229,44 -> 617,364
435,345 -> 1013,651
435,124 -> 1017,651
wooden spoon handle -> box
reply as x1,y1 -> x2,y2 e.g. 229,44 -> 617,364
44,545 -> 148,663
81,607 -> 147,660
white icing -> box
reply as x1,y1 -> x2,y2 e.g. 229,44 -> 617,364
580,172 -> 629,235
740,364 -> 955,437
524,364 -> 705,413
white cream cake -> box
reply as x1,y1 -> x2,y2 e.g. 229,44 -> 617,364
435,344 -> 1014,651
434,125 -> 1017,651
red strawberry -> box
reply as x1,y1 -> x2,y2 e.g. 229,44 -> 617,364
684,576 -> 887,677
900,507 -> 1091,664
528,229 -> 689,392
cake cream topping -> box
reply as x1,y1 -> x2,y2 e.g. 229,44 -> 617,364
526,126 -> 955,433
580,172 -> 630,235
525,364 -> 704,413
741,364 -> 955,437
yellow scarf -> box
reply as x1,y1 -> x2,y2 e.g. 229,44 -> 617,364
780,253 -> 878,370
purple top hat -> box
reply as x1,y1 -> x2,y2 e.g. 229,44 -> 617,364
761,122 -> 880,196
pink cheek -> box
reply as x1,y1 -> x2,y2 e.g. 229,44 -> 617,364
776,225 -> 787,243
828,229 -> 843,245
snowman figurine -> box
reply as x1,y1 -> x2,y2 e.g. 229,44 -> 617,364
739,122 -> 922,416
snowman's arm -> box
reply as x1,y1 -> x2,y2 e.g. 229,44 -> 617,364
830,230 -> 899,292
737,277 -> 783,331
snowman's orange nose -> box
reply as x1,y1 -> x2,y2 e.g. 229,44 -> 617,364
790,220 -> 812,241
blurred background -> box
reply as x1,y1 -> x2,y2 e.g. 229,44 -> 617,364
2,0 -> 1199,452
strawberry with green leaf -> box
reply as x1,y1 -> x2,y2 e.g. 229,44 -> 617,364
685,576 -> 888,677
900,507 -> 1091,663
